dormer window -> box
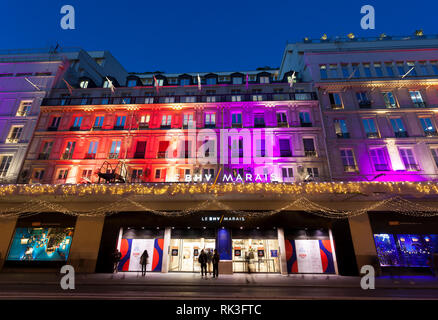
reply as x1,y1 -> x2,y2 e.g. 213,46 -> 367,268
127,79 -> 137,87
79,80 -> 89,88
232,77 -> 243,85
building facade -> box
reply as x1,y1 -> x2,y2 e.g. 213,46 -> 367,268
280,34 -> 438,272
0,49 -> 128,184
0,37 -> 437,277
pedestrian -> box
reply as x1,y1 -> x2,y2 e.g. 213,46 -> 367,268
245,252 -> 251,274
212,249 -> 220,278
112,249 -> 122,273
206,249 -> 213,275
198,249 -> 207,277
140,249 -> 148,276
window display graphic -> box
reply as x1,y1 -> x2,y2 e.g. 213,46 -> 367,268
374,233 -> 438,267
7,227 -> 74,261
285,239 -> 335,274
118,238 -> 164,272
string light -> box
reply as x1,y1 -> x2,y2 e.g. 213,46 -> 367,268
0,182 -> 437,219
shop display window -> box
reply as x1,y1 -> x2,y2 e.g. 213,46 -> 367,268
7,227 -> 74,261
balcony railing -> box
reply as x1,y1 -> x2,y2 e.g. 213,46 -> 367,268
231,123 -> 243,128
277,122 -> 289,128
113,125 -> 125,130
133,152 -> 145,159
204,124 -> 216,129
336,132 -> 350,139
425,130 -> 438,137
395,131 -> 409,138
138,123 -> 149,130
85,153 -> 96,159
5,137 -> 19,144
41,92 -> 318,106
304,150 -> 317,157
38,153 -> 49,160
61,153 -> 73,160
108,153 -> 119,159
358,101 -> 372,108
157,151 -> 167,159
47,126 -> 59,131
366,132 -> 380,139
344,165 -> 358,172
405,163 -> 420,171
374,164 -> 390,171
69,126 -> 81,131
280,151 -> 292,157
300,122 -> 313,127
413,102 -> 427,108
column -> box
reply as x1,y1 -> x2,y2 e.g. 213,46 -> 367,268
68,215 -> 105,273
348,213 -> 378,273
277,227 -> 288,275
0,217 -> 17,270
216,228 -> 233,274
161,227 -> 171,273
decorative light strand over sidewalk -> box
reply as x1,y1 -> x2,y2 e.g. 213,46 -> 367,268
1,181 -> 438,197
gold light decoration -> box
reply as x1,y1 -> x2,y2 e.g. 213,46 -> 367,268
347,33 -> 355,39
321,34 -> 328,41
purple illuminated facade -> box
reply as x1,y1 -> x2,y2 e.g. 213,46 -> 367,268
280,35 -> 438,182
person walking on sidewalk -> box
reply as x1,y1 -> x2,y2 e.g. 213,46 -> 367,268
212,249 -> 220,278
198,249 -> 208,278
206,249 -> 213,275
140,249 -> 149,276
112,249 -> 122,273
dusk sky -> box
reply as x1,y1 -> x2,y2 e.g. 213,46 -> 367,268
2,0 -> 437,73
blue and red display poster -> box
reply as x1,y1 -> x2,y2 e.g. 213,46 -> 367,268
285,239 -> 335,274
118,238 -> 164,272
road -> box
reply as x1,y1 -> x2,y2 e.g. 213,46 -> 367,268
0,273 -> 437,299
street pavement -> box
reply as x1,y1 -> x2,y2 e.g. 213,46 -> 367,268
0,272 -> 437,299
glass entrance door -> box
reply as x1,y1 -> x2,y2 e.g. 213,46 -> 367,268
232,239 -> 280,273
169,238 -> 215,272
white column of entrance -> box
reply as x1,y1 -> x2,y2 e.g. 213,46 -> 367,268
161,227 -> 172,273
277,227 -> 288,275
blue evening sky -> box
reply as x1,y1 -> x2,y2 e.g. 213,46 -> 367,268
1,0 -> 437,73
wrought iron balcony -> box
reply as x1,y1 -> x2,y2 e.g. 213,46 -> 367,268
38,153 -> 49,160
108,153 -> 119,159
366,132 -> 380,139
84,153 -> 96,159
41,92 -> 318,106
300,122 -> 313,127
395,131 -> 409,138
5,137 -> 19,144
47,126 -> 59,131
343,165 -> 358,172
358,101 -> 372,108
304,150 -> 317,157
425,130 -> 438,137
133,152 -> 145,159
405,164 -> 420,171
61,153 -> 73,160
336,132 -> 350,139
374,164 -> 390,171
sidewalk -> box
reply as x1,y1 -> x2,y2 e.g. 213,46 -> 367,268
1,272 -> 437,290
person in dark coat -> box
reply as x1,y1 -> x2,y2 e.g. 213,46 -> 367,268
206,249 -> 213,275
212,249 -> 220,278
140,249 -> 149,276
198,249 -> 208,277
113,249 -> 122,273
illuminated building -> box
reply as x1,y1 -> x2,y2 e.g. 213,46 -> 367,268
280,33 -> 438,272
0,48 -> 128,184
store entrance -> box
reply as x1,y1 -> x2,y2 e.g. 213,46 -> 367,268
168,228 -> 216,272
232,229 -> 280,273
169,238 -> 215,272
